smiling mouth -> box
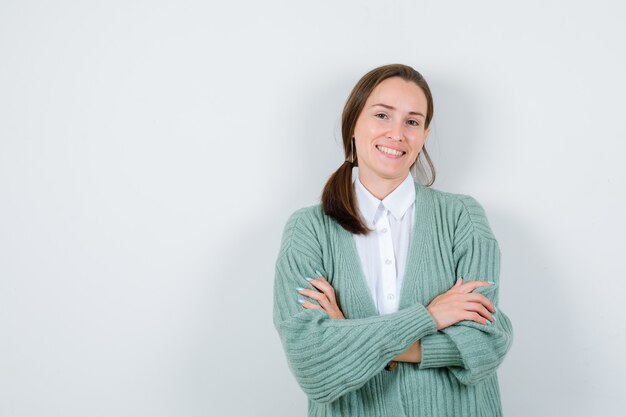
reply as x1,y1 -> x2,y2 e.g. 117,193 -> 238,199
376,145 -> 405,156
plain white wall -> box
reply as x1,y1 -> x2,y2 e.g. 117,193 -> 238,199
1,1 -> 625,416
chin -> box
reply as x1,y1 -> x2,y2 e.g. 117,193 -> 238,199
375,169 -> 410,180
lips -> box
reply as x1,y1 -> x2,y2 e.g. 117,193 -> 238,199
376,145 -> 405,156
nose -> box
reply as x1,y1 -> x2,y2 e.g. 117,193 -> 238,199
387,121 -> 404,141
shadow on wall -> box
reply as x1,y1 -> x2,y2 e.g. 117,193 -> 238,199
291,71 -> 353,204
424,74 -> 482,191
490,207 -> 587,416
180,208 -> 301,415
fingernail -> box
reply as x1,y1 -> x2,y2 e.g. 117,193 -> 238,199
488,281 -> 496,285
297,298 -> 305,304
315,270 -> 323,278
305,277 -> 314,282
296,287 -> 305,292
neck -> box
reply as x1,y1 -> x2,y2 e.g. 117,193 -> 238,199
358,171 -> 408,200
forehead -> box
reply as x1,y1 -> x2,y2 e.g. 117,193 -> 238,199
366,77 -> 428,111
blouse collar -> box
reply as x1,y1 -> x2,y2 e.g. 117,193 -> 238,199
354,172 -> 416,226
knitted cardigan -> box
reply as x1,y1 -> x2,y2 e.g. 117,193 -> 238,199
273,181 -> 514,416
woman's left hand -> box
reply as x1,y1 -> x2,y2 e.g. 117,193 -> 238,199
298,273 -> 345,320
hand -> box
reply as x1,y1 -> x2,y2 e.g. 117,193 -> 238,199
299,274 -> 421,363
298,273 -> 345,320
426,277 -> 495,330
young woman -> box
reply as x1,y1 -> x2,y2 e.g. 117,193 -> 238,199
273,64 -> 513,417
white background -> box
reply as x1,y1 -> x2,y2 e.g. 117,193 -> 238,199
1,1 -> 625,416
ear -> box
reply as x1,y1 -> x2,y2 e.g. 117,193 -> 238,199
424,126 -> 431,142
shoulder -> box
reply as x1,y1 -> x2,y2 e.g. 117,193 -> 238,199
283,204 -> 326,232
279,204 -> 328,254
418,183 -> 496,241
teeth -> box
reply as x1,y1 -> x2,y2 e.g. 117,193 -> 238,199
377,145 -> 404,156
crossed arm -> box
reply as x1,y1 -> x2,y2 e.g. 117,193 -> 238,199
274,200 -> 513,401
297,274 -> 496,363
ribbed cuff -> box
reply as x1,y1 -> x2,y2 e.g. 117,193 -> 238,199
419,332 -> 465,369
381,303 -> 438,356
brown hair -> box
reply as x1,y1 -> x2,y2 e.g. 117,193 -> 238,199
321,64 -> 436,235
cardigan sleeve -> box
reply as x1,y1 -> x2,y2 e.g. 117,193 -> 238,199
273,208 -> 438,404
418,195 -> 514,386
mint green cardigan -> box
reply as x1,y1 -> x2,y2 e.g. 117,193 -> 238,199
273,181 -> 513,416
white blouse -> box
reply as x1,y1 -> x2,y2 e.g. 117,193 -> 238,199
353,172 -> 416,315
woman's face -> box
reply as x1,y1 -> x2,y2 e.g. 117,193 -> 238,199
353,76 -> 430,185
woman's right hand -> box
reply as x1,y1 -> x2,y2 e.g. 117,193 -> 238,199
426,277 -> 495,330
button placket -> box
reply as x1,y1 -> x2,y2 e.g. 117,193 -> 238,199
377,207 -> 397,314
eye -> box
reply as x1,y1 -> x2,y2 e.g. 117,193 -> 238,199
407,119 -> 420,127
374,113 -> 389,119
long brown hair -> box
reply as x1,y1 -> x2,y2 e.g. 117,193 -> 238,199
321,64 -> 436,235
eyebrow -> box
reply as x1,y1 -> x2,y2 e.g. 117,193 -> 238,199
370,103 -> 425,118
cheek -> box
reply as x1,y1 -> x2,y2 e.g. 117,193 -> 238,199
354,137 -> 369,156
407,137 -> 426,155
408,132 -> 426,146
354,118 -> 384,139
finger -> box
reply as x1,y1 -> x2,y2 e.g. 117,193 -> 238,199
298,288 -> 325,300
471,293 -> 495,312
299,288 -> 331,309
459,293 -> 495,312
462,302 -> 494,322
314,271 -> 328,284
463,311 -> 489,325
310,278 -> 336,300
458,309 -> 492,325
309,278 -> 337,304
446,277 -> 463,293
457,280 -> 493,294
299,299 -> 323,310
